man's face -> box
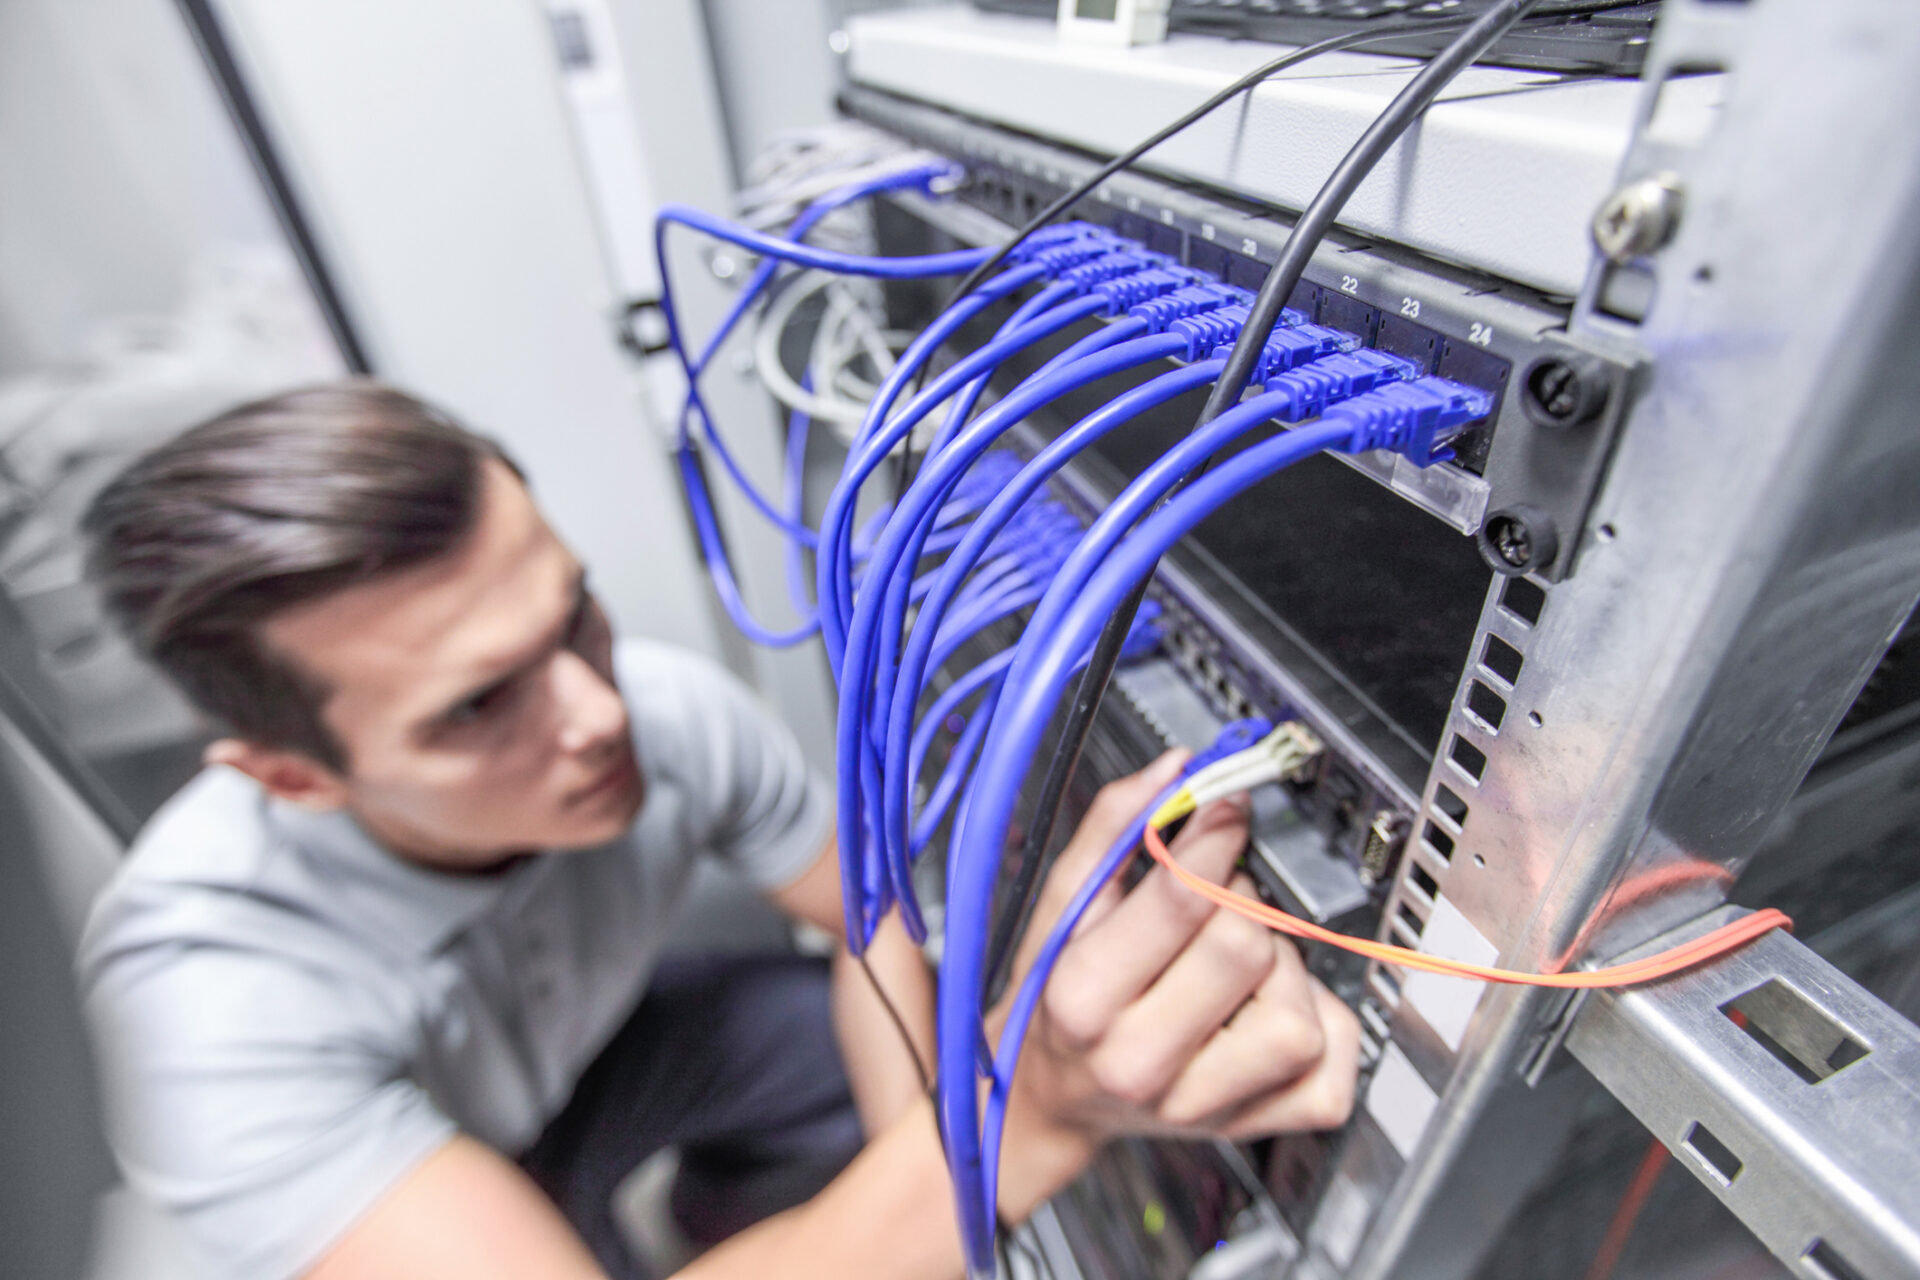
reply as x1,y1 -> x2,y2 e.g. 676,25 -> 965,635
263,460 -> 644,867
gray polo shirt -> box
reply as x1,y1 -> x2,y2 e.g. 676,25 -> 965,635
78,640 -> 831,1280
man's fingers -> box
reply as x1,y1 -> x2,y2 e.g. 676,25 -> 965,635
1040,796 -> 1249,1052
1217,985 -> 1361,1139
1153,938 -> 1325,1128
1017,750 -> 1189,974
1081,874 -> 1276,1108
1044,750 -> 1187,890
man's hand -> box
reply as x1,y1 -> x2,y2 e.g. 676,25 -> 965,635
997,750 -> 1360,1198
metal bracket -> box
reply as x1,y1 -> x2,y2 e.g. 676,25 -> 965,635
1567,907 -> 1920,1279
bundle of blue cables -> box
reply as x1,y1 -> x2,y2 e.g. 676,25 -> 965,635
653,172 -> 1496,1278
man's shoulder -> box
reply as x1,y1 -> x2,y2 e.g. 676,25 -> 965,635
615,638 -> 757,742
614,637 -> 736,703
78,769 -> 342,990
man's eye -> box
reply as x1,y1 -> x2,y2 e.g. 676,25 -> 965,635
565,595 -> 602,652
445,682 -> 512,727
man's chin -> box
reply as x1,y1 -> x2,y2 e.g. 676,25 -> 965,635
550,774 -> 645,851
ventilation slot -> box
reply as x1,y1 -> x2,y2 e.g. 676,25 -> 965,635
1449,735 -> 1489,782
1722,979 -> 1872,1084
1682,1122 -> 1742,1187
1407,862 -> 1439,902
1483,634 -> 1525,684
1802,1238 -> 1867,1280
1433,785 -> 1469,827
1500,576 -> 1546,626
1467,680 -> 1508,731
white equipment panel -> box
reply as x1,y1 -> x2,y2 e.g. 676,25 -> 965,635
845,7 -> 1721,296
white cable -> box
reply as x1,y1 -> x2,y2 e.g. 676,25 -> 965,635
754,271 -> 879,430
1181,723 -> 1324,810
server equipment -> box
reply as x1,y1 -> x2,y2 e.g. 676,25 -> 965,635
659,2 -> 1920,1275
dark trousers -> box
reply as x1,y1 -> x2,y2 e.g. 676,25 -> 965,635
519,954 -> 863,1279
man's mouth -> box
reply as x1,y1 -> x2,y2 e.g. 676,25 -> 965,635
569,747 -> 639,808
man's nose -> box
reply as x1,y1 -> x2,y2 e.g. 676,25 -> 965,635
552,650 -> 628,755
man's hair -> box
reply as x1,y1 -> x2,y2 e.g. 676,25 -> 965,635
84,381 -> 518,772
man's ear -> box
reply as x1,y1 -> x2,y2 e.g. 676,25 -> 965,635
204,738 -> 351,810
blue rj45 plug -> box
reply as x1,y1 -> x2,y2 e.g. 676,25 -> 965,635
1264,349 -> 1421,422
1001,221 -> 1110,262
1090,266 -> 1209,311
1251,318 -> 1359,374
1127,282 -> 1247,331
1321,375 -> 1495,467
1168,304 -> 1336,367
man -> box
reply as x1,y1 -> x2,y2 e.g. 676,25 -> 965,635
78,382 -> 1359,1280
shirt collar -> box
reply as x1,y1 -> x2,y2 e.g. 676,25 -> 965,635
265,799 -> 544,955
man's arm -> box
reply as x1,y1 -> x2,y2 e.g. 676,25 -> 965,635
768,837 -> 935,1134
305,755 -> 1357,1279
691,752 -> 1360,1277
306,1138 -> 603,1280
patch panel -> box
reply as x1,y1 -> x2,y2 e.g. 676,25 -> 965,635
973,429 -> 1409,933
846,86 -> 1640,581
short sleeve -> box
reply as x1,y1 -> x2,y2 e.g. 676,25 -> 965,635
84,940 -> 456,1280
622,642 -> 832,890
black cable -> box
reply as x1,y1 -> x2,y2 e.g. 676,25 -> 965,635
980,0 -> 1555,1004
890,0 -> 1645,494
855,951 -> 934,1099
890,19 -> 1459,498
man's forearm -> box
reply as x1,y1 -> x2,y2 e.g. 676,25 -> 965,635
675,1096 -> 1087,1280
831,913 -> 935,1134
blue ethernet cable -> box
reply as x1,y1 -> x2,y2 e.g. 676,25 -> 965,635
671,161 -> 965,543
851,564 -> 1044,943
655,203 -> 994,284
938,420 -> 1351,1272
657,165 -> 978,643
818,291 -> 1112,688
932,365 -> 1453,817
830,225 -> 1119,469
848,326 -> 1193,696
973,370 -> 1362,709
859,320 -> 1328,806
929,255 -> 1216,454
919,276 -> 1094,493
675,446 -> 817,648
852,331 -> 1193,729
780,392 -> 815,619
847,282 -> 1319,923
817,262 -> 1057,642
834,337 -> 1199,941
688,162 -> 961,378
887,339 -> 1403,663
940,378 -> 1492,1271
817,231 -> 1156,634
979,717 -> 1271,1224
907,651 -> 1015,852
917,242 -> 1176,458
658,196 -> 1072,642
914,688 -> 1002,859
877,361 -> 1224,872
908,652 -> 1016,809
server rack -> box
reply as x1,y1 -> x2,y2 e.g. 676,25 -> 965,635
842,2 -> 1920,1275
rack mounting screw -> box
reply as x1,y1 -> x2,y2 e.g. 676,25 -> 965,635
1521,352 -> 1610,427
1592,173 -> 1684,263
1479,506 -> 1559,577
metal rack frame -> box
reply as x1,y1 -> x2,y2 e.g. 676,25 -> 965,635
1328,2 -> 1920,1277
848,1 -> 1920,1273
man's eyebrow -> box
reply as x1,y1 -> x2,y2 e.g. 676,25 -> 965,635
422,569 -> 590,730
